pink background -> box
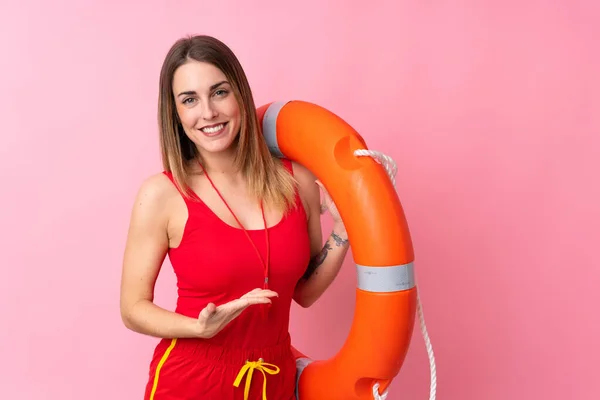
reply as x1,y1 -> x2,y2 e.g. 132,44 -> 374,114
1,1 -> 598,399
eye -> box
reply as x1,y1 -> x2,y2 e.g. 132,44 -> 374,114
214,89 -> 228,97
182,97 -> 196,105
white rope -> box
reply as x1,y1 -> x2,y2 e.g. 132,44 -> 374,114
354,149 -> 398,187
372,382 -> 389,400
354,149 -> 437,400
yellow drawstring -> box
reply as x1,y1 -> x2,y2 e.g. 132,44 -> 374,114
233,358 -> 280,400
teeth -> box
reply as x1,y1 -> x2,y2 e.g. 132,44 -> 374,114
202,123 -> 224,133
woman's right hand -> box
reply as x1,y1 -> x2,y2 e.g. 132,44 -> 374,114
196,288 -> 278,338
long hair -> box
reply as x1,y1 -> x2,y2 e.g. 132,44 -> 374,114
157,35 -> 297,213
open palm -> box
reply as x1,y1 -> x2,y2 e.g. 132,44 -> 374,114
197,288 -> 277,338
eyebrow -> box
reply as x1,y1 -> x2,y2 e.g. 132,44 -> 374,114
177,80 -> 229,97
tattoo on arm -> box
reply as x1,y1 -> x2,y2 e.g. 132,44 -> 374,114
302,242 -> 332,280
301,232 -> 349,281
331,232 -> 349,247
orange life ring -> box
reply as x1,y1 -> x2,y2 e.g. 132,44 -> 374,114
256,100 -> 419,400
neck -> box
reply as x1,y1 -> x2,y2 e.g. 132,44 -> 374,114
196,147 -> 241,178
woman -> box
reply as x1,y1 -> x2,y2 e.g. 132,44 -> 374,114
120,34 -> 350,400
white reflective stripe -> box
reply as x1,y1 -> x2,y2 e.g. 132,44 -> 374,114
262,101 -> 288,158
295,357 -> 313,399
356,262 -> 415,292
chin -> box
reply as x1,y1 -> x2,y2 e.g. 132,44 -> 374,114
198,135 -> 237,154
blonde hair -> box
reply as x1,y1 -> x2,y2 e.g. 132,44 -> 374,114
157,35 -> 297,213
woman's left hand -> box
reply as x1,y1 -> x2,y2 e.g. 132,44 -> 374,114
315,180 -> 344,226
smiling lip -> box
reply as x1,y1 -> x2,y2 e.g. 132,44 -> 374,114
199,122 -> 228,137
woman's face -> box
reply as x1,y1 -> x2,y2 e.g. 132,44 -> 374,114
172,60 -> 241,156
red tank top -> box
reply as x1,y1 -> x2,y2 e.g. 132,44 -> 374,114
162,159 -> 311,348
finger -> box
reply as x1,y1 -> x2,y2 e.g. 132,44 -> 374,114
315,180 -> 330,196
241,289 -> 278,299
240,288 -> 265,298
315,180 -> 331,213
229,296 -> 273,311
199,302 -> 216,319
243,297 -> 273,306
252,289 -> 278,296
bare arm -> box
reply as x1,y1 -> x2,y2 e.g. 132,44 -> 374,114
292,163 -> 350,308
119,174 -> 201,338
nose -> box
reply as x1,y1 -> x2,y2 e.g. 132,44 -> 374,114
201,101 -> 218,120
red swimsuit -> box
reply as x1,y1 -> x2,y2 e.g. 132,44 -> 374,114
143,159 -> 311,400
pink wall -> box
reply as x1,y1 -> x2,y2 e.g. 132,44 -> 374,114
1,1 -> 598,399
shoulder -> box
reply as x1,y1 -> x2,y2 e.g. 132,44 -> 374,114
289,161 -> 320,215
289,160 -> 316,183
130,172 -> 181,223
136,172 -> 178,201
